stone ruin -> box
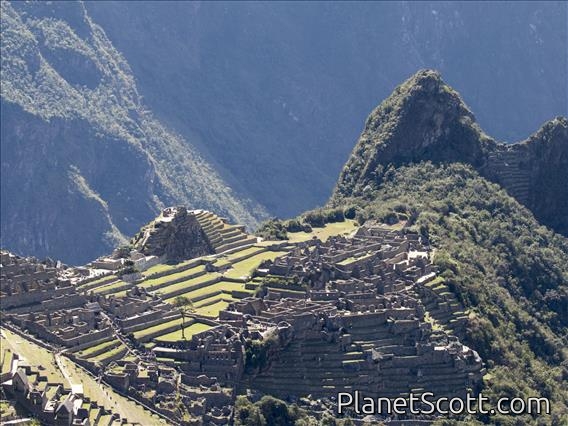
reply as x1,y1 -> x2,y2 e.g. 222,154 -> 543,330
0,222 -> 485,424
134,223 -> 484,422
0,250 -> 85,312
131,207 -> 257,262
2,351 -> 126,426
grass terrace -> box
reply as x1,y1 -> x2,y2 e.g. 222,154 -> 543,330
90,343 -> 128,364
1,348 -> 13,376
133,317 -> 184,340
337,252 -> 374,266
223,250 -> 288,279
194,300 -> 233,318
58,357 -> 166,425
193,294 -> 236,308
77,274 -> 117,290
1,328 -> 65,383
286,220 -> 357,243
140,264 -> 208,290
143,256 -> 207,277
91,279 -> 128,294
155,321 -> 212,342
152,272 -> 221,298
164,280 -> 251,304
224,246 -> 266,261
76,339 -> 120,359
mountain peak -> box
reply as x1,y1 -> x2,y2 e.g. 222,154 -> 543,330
336,70 -> 484,198
334,70 -> 568,236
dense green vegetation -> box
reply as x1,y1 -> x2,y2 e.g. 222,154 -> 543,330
1,1 -> 265,264
244,333 -> 279,374
331,162 -> 568,424
234,395 -> 355,426
256,207 -> 356,240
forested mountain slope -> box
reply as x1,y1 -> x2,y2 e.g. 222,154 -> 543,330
331,163 -> 568,423
87,1 -> 567,216
1,1 -> 265,264
334,70 -> 568,237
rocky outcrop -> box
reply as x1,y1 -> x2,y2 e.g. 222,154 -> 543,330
132,207 -> 213,262
334,70 -> 568,236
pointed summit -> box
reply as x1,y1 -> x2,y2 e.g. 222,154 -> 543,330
335,69 -> 489,198
334,70 -> 568,236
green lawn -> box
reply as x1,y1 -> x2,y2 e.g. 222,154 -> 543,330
92,279 -> 128,294
1,329 -> 64,383
337,252 -> 374,266
224,246 -> 266,261
77,274 -> 117,289
223,251 -> 288,279
77,339 -> 120,358
143,257 -> 206,277
164,280 -> 249,303
153,272 -> 221,297
133,318 -> 184,339
287,220 -> 357,243
194,300 -> 232,318
140,265 -> 208,289
91,344 -> 127,363
193,294 -> 236,308
60,356 -> 166,424
155,321 -> 212,342
1,349 -> 13,375
425,276 -> 445,288
143,262 -> 181,276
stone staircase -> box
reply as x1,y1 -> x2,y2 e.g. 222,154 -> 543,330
194,210 -> 257,254
487,149 -> 531,205
413,279 -> 468,334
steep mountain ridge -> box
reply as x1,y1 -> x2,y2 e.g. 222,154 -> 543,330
86,1 -> 567,218
330,163 -> 568,423
0,1 -> 266,264
334,70 -> 568,236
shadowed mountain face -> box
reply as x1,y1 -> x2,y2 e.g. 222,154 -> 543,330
86,1 -> 567,216
0,1 -> 265,264
334,70 -> 568,236
1,1 -> 566,263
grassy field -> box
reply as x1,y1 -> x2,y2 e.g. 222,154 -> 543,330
153,272 -> 221,297
140,265 -> 208,289
193,294 -> 236,308
77,339 -> 120,358
223,251 -> 288,279
133,318 -> 184,340
58,357 -> 167,425
224,246 -> 266,261
163,280 -> 249,303
1,348 -> 13,375
0,328 -> 65,383
90,343 -> 128,363
155,321 -> 212,342
144,262 -> 185,276
0,331 -> 154,425
77,274 -> 117,289
92,279 -> 128,294
337,252 -> 374,266
194,300 -> 232,318
287,220 -> 358,243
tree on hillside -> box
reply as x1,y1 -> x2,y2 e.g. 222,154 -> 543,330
173,296 -> 194,340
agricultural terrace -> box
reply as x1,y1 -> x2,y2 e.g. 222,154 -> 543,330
286,220 -> 358,243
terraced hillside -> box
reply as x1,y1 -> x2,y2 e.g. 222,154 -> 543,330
69,213 -> 310,366
132,208 -> 258,261
1,215 -> 370,424
0,328 -> 165,425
